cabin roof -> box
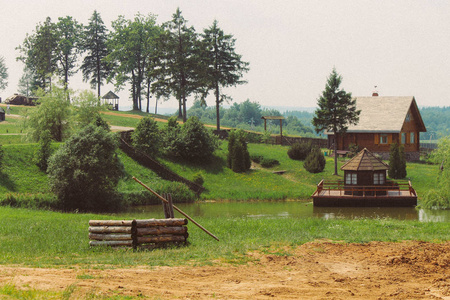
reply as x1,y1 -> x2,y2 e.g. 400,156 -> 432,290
341,148 -> 389,171
330,96 -> 426,133
102,91 -> 120,100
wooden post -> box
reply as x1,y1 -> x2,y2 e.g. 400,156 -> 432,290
280,119 -> 283,145
133,176 -> 219,241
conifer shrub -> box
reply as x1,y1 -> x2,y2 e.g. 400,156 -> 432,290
260,158 -> 280,168
303,146 -> 326,173
228,129 -> 251,173
33,130 -> 53,172
287,142 -> 313,160
178,117 -> 218,161
388,143 -> 407,179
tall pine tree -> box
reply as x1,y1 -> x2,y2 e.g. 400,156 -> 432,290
312,68 -> 360,175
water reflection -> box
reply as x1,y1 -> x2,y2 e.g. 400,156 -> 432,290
118,201 -> 450,222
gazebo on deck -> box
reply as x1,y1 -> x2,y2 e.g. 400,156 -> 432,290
312,148 -> 417,207
102,91 -> 120,111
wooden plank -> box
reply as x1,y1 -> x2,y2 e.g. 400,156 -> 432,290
135,218 -> 187,227
136,226 -> 187,236
89,240 -> 133,247
89,220 -> 134,226
89,233 -> 132,241
89,226 -> 132,234
137,235 -> 186,244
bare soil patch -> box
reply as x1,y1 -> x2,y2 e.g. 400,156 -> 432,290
1,241 -> 450,299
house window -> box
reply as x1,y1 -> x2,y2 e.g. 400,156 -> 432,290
401,133 -> 406,144
345,173 -> 357,185
373,173 -> 385,185
410,132 -> 415,144
405,112 -> 411,122
380,134 -> 388,144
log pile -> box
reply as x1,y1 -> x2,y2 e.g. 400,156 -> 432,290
89,218 -> 188,248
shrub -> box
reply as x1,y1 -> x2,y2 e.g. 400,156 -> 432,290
260,131 -> 272,144
348,143 -> 359,158
0,144 -> 3,169
250,154 -> 263,164
192,172 -> 204,186
228,129 -> 251,173
388,143 -> 407,179
33,130 -> 53,172
132,117 -> 161,157
303,146 -> 326,173
0,193 -> 58,210
287,142 -> 312,160
47,125 -> 124,212
162,116 -> 182,156
260,158 -> 280,168
178,116 -> 218,161
122,182 -> 195,206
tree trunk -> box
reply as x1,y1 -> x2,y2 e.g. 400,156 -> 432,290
333,131 -> 338,176
215,82 -> 220,131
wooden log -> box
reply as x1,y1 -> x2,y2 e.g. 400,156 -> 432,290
136,226 -> 187,236
89,233 -> 132,241
89,226 -> 132,234
89,240 -> 133,247
135,218 -> 187,227
89,220 -> 133,226
137,235 -> 186,244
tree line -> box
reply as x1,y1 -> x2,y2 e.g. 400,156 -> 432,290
15,8 -> 249,129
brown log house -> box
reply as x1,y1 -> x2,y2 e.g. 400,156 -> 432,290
327,93 -> 427,161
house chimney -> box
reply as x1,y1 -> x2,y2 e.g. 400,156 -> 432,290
372,86 -> 378,97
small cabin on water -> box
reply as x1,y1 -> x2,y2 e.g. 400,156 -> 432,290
312,148 -> 417,207
326,93 -> 426,161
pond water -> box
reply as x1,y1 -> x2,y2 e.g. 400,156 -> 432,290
116,201 -> 450,222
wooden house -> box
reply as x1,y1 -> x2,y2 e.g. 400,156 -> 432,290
327,94 -> 426,161
312,148 -> 417,207
5,94 -> 36,106
0,107 -> 5,121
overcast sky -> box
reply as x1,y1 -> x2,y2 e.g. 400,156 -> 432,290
1,0 -> 449,110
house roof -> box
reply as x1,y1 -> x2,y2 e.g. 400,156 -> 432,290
331,96 -> 426,134
341,148 -> 389,171
102,91 -> 119,100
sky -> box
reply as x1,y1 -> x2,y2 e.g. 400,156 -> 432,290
1,0 -> 449,110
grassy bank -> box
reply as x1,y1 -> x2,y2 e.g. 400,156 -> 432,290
0,206 -> 449,268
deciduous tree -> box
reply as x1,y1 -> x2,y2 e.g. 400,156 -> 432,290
0,56 -> 8,91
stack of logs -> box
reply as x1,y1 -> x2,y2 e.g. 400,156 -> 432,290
89,218 -> 189,248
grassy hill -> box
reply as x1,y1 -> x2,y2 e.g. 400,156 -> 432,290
0,105 -> 439,203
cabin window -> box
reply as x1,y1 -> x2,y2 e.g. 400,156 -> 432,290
380,134 -> 388,144
345,173 -> 357,185
410,132 -> 415,144
401,133 -> 406,144
373,173 -> 385,185
405,112 -> 411,122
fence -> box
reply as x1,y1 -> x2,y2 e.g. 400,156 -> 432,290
89,218 -> 188,248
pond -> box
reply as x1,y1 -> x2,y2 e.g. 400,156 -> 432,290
116,200 -> 450,222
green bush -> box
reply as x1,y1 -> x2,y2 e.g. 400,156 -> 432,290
260,158 -> 280,168
250,154 -> 263,164
178,117 -> 219,161
0,193 -> 58,210
303,146 -> 326,173
0,144 -> 3,169
287,142 -> 312,160
228,129 -> 251,173
122,182 -> 195,206
132,117 -> 161,157
388,143 -> 407,179
33,130 -> 53,172
192,172 -> 205,186
162,116 -> 182,156
47,125 -> 124,212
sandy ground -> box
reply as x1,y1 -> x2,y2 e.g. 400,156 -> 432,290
1,241 -> 450,299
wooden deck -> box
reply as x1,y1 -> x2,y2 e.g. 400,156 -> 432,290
312,180 -> 417,207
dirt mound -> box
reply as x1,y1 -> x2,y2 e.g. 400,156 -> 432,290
1,241 -> 449,299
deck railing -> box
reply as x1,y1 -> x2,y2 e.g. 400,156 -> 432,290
313,180 -> 417,198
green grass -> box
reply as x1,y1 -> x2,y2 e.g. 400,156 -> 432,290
0,206 -> 448,268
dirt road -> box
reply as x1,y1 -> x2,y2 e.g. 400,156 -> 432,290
1,241 -> 449,299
